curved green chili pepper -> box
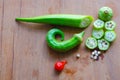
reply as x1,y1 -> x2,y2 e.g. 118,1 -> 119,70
46,28 -> 85,52
16,14 -> 94,28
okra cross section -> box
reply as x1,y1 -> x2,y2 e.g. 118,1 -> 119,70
92,28 -> 104,39
93,19 -> 104,29
98,39 -> 110,51
85,37 -> 97,49
105,21 -> 116,31
104,31 -> 116,42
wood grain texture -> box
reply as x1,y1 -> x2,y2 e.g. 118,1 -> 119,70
0,0 -> 3,79
0,0 -> 120,80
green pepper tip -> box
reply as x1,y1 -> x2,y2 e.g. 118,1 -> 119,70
74,31 -> 85,41
80,31 -> 85,37
16,17 -> 23,21
15,18 -> 19,21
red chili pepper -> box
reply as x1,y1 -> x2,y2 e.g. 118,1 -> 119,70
54,60 -> 67,71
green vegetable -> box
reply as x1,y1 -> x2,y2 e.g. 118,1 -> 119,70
105,21 -> 116,30
98,7 -> 113,21
46,28 -> 85,52
85,37 -> 97,49
92,28 -> 104,39
93,19 -> 104,29
104,31 -> 116,42
98,39 -> 110,51
16,14 -> 94,28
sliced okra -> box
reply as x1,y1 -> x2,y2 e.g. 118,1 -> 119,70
104,31 -> 116,42
85,37 -> 97,49
105,21 -> 116,30
93,19 -> 104,29
98,39 -> 110,51
98,7 -> 113,21
92,28 -> 104,39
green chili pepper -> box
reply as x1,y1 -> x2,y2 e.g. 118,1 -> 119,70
16,14 -> 94,28
46,28 -> 85,52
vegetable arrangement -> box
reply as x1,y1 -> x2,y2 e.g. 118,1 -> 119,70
85,7 -> 117,60
16,14 -> 94,71
16,14 -> 94,52
15,6 -> 117,71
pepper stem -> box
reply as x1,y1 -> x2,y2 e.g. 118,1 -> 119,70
104,10 -> 108,14
79,31 -> 85,37
61,60 -> 67,65
74,31 -> 85,41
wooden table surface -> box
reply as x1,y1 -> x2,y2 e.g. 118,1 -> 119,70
0,0 -> 120,80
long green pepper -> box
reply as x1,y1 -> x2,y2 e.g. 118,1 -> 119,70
46,28 -> 85,52
16,14 -> 94,28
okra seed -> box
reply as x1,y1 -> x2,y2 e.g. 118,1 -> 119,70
93,56 -> 98,60
92,52 -> 95,55
98,51 -> 101,55
93,54 -> 96,57
94,50 -> 97,53
76,54 -> 80,58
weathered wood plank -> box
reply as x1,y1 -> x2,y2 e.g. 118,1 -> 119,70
13,0 -> 61,80
0,0 -> 120,80
0,0 -> 3,79
0,0 -> 20,80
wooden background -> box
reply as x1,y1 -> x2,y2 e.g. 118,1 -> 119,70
0,0 -> 120,80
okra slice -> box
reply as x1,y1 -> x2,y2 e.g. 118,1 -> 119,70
93,19 -> 104,29
98,39 -> 110,51
104,31 -> 116,42
92,28 -> 104,39
85,37 -> 97,49
98,7 -> 113,21
105,21 -> 116,30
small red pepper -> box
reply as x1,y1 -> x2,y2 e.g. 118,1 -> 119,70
54,60 -> 67,71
